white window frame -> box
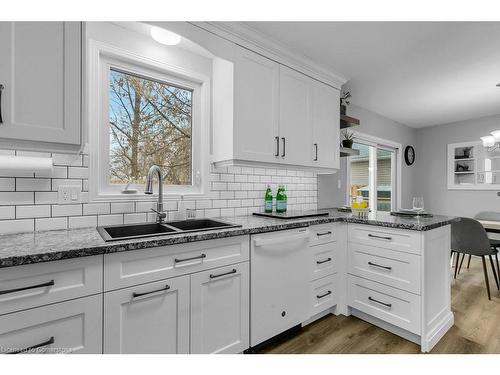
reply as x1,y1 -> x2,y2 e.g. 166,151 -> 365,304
345,131 -> 402,212
87,40 -> 211,202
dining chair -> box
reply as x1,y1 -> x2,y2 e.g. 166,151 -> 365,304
451,217 -> 500,300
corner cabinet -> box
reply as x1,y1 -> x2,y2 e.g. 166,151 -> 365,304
0,22 -> 83,153
447,141 -> 500,190
213,45 -> 340,172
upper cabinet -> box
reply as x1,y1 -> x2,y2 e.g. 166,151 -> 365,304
213,45 -> 340,172
0,22 -> 82,153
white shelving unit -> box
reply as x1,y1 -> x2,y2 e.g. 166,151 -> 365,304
448,141 -> 500,190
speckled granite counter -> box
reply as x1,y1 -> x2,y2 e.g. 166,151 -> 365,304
0,209 -> 458,268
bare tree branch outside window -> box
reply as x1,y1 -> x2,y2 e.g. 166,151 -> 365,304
108,68 -> 193,185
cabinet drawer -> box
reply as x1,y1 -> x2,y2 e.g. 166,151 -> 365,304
347,275 -> 421,335
0,256 -> 103,316
311,242 -> 337,281
309,274 -> 338,317
348,243 -> 421,294
104,236 -> 249,291
348,224 -> 421,254
309,223 -> 337,246
0,294 -> 102,354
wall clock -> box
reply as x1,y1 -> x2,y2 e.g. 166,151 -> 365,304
404,145 -> 415,166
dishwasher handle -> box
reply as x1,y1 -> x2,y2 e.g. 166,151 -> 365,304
253,232 -> 310,247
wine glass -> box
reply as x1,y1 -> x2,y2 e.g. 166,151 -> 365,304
412,197 -> 424,212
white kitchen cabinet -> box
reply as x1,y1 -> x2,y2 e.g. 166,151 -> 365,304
103,275 -> 190,354
0,294 -> 102,354
278,65 -> 312,166
232,47 -> 280,164
311,79 -> 340,169
190,262 -> 249,354
0,22 -> 82,153
213,45 -> 340,172
250,228 -> 310,347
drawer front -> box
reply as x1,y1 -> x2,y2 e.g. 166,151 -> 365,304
0,256 -> 103,316
348,243 -> 421,294
309,223 -> 337,246
348,224 -> 421,254
309,273 -> 338,317
347,275 -> 421,335
0,294 -> 102,354
104,236 -> 249,291
311,242 -> 337,281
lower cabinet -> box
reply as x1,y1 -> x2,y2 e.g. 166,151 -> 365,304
190,262 -> 249,354
103,261 -> 250,354
0,294 -> 102,354
103,275 -> 190,354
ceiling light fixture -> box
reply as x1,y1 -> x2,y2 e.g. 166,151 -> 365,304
150,26 -> 181,46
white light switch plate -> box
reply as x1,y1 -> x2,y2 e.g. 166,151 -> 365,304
58,185 -> 81,204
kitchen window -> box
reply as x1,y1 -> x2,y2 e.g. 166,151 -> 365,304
88,41 -> 210,201
346,133 -> 401,212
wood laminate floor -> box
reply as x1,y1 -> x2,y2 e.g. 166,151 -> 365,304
259,256 -> 500,354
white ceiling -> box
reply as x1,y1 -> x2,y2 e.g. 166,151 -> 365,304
243,22 -> 500,128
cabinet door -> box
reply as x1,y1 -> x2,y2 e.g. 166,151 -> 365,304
0,294 -> 102,354
279,65 -> 313,166
190,262 -> 249,354
233,47 -> 280,164
104,275 -> 190,354
0,22 -> 81,151
312,80 -> 340,169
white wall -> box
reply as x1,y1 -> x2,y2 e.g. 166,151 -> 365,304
318,104 -> 418,209
415,113 -> 500,217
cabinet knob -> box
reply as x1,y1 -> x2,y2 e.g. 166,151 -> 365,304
0,84 -> 4,124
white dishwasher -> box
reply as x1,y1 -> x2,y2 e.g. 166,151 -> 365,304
250,227 -> 310,347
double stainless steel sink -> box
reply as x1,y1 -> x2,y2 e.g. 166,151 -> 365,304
97,218 -> 241,242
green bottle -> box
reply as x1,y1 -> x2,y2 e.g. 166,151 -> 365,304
264,185 -> 273,213
276,185 -> 287,213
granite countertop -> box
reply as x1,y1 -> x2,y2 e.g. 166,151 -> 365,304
0,209 -> 458,268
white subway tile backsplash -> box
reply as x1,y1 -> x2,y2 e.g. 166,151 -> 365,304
69,215 -> 97,229
97,214 -> 124,226
124,213 -> 147,224
0,178 -> 15,191
0,219 -> 34,234
110,202 -> 135,214
0,206 -> 15,220
0,192 -> 34,205
52,204 -> 82,217
0,149 -> 318,235
35,217 -> 67,231
16,205 -> 51,219
16,178 -> 51,192
83,203 -> 110,215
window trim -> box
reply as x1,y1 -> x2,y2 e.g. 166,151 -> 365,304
87,40 -> 211,202
345,131 -> 402,212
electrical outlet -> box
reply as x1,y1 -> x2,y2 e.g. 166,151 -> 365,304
58,185 -> 81,204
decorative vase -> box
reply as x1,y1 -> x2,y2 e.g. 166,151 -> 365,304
340,105 -> 347,115
342,139 -> 353,148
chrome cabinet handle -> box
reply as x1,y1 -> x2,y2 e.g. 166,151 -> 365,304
368,296 -> 392,308
281,137 -> 286,157
316,231 -> 332,237
8,336 -> 55,354
275,136 -> 280,157
314,143 -> 318,161
0,84 -> 4,124
132,284 -> 170,298
368,261 -> 392,270
368,234 -> 392,241
174,253 -> 206,263
316,257 -> 332,265
209,268 -> 237,279
0,280 -> 55,296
